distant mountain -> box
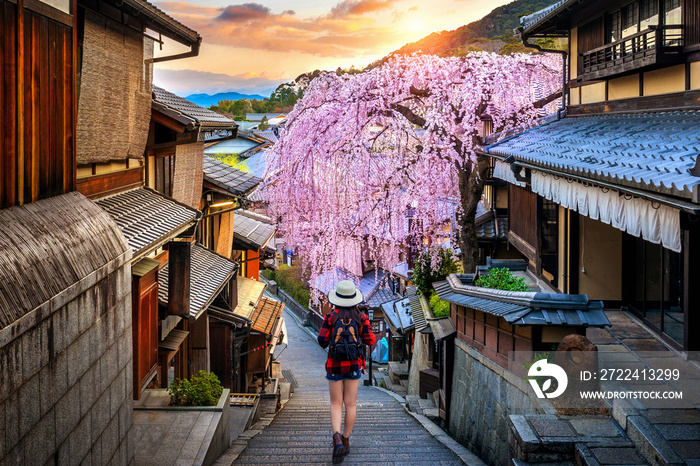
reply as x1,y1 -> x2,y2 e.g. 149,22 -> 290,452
378,0 -> 556,61
185,91 -> 267,108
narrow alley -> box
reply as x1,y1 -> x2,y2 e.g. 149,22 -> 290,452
232,308 -> 470,465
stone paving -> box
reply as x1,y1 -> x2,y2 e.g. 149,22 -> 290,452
587,311 -> 700,465
231,308 -> 469,465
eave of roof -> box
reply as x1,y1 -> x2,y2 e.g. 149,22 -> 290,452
250,297 -> 284,335
95,187 -> 200,261
433,274 -> 610,327
123,0 -> 201,46
233,210 -> 276,251
203,156 -> 262,196
158,244 -> 238,321
153,86 -> 236,131
519,0 -> 577,36
484,111 -> 700,203
234,276 -> 266,320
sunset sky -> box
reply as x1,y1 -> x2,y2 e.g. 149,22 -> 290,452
152,0 -> 512,97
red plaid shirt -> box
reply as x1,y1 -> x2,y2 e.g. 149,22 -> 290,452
318,311 -> 376,375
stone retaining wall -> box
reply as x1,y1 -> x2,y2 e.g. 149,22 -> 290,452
0,255 -> 133,465
448,339 -> 547,465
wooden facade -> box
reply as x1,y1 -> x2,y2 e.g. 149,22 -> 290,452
132,261 -> 159,399
1,0 -> 76,209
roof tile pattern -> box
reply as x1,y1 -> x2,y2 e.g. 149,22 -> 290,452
153,86 -> 235,128
234,276 -> 266,320
433,274 -> 610,327
203,156 -> 262,196
251,297 -> 284,334
486,111 -> 700,199
96,188 -> 198,258
234,210 -> 276,250
158,244 -> 237,320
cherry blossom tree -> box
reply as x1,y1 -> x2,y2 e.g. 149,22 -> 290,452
264,52 -> 561,283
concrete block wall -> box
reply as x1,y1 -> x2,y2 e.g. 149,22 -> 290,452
448,339 -> 546,466
0,264 -> 134,465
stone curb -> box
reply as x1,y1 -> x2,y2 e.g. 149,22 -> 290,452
370,386 -> 487,466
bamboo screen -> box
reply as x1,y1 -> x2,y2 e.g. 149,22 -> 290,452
172,142 -> 204,209
77,11 -> 152,164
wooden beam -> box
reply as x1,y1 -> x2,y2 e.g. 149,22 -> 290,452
168,239 -> 191,319
568,89 -> 700,115
76,166 -> 144,198
151,108 -> 187,133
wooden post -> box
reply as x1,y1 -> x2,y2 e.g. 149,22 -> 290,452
168,239 -> 191,318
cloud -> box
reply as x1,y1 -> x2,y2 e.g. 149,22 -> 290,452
217,3 -> 271,22
330,0 -> 398,18
154,1 -> 402,57
153,68 -> 286,96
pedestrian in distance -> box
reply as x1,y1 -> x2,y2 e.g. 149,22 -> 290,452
318,280 -> 376,464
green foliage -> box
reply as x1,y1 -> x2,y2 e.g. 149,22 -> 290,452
429,291 -> 450,318
258,116 -> 269,131
262,265 -> 311,311
412,247 -> 461,296
475,268 -> 529,291
209,85 -> 301,118
167,371 -> 223,406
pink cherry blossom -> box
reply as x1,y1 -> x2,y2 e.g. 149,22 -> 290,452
263,52 -> 561,286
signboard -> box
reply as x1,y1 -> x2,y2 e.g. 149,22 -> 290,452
371,319 -> 385,334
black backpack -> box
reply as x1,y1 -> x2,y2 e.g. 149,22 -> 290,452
329,316 -> 362,361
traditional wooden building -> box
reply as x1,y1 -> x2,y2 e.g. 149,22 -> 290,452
479,0 -> 700,353
233,209 -> 277,280
0,0 -> 201,461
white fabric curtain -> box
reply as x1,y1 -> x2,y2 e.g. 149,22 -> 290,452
493,160 -> 526,187
531,171 -> 681,252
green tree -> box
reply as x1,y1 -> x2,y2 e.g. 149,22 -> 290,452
412,247 -> 461,296
258,115 -> 270,131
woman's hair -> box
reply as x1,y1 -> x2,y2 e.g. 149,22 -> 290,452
335,305 -> 363,324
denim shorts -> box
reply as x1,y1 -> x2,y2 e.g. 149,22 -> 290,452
326,370 -> 362,381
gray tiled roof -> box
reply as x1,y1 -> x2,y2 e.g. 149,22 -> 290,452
486,111 -> 700,200
433,274 -> 610,327
381,297 -> 414,334
127,0 -> 200,44
519,0 -> 571,32
410,294 -> 427,331
234,210 -> 276,250
203,156 -> 262,196
153,86 -> 236,129
366,286 -> 402,309
96,188 -> 199,259
158,244 -> 237,320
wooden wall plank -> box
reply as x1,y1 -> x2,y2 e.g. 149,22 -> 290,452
3,1 -> 17,208
16,0 -> 25,206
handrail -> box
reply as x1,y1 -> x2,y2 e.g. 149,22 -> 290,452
580,25 -> 683,57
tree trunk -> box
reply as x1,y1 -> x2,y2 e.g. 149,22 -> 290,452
457,154 -> 490,273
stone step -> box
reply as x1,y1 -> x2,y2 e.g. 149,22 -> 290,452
234,453 -> 463,463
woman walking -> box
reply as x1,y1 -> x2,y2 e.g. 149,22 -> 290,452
318,280 -> 376,464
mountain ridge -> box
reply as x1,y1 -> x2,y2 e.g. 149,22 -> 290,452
186,91 -> 267,108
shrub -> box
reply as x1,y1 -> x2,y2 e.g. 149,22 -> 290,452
475,267 -> 528,291
167,371 -> 223,406
429,291 -> 450,318
266,265 -> 311,310
412,247 -> 461,296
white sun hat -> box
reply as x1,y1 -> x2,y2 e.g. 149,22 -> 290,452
327,280 -> 363,307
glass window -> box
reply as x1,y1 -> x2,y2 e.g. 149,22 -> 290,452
622,2 -> 640,38
664,0 -> 682,24
640,0 -> 659,29
626,235 -> 684,348
607,11 -> 621,43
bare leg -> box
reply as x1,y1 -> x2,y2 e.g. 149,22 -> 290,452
329,380 -> 344,434
342,379 -> 360,438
